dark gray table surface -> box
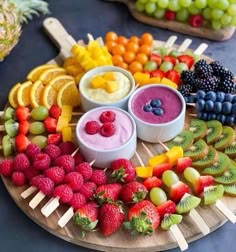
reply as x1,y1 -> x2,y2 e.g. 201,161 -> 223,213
0,1 -> 236,251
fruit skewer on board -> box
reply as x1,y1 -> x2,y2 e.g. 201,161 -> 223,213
135,151 -> 188,251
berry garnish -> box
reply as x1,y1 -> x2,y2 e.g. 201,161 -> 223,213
150,99 -> 162,108
153,108 -> 164,116
100,122 -> 116,137
99,111 -> 116,123
143,104 -> 153,112
189,15 -> 203,28
165,10 -> 176,21
85,121 -> 100,135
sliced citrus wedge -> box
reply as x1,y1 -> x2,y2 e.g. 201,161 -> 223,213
39,67 -> 66,85
57,81 -> 80,108
42,85 -> 58,109
30,80 -> 45,108
27,64 -> 58,82
8,83 -> 21,108
17,80 -> 33,107
48,75 -> 75,92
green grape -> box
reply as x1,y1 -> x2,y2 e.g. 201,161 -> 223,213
230,16 -> 236,25
176,8 -> 189,21
144,60 -> 158,71
137,0 -> 149,4
183,167 -> 200,184
154,8 -> 165,18
221,13 -> 232,25
157,0 -> 169,8
195,0 -> 207,9
150,187 -> 167,206
174,63 -> 188,73
179,0 -> 192,8
227,4 -> 236,15
160,61 -> 173,72
216,0 -> 230,10
211,8 -> 224,19
145,2 -> 156,15
31,135 -> 47,149
168,0 -> 181,11
202,7 -> 212,19
31,106 -> 49,121
29,122 -> 45,135
211,20 -> 222,30
169,50 -> 181,57
188,3 -> 202,14
135,1 -> 145,12
149,0 -> 158,2
207,0 -> 218,8
229,0 -> 236,3
162,170 -> 179,187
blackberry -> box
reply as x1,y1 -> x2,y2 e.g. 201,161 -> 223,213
220,69 -> 234,81
178,83 -> 192,96
219,79 -> 236,94
195,76 -> 219,92
181,70 -> 196,84
210,61 -> 234,81
194,59 -> 213,78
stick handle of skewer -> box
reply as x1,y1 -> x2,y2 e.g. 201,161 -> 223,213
135,151 -> 145,167
193,43 -> 208,56
72,112 -> 84,116
41,196 -> 60,217
158,140 -> 169,152
0,125 -> 5,131
177,39 -> 192,52
189,208 -> 210,235
215,199 -> 236,223
164,36 -> 178,48
58,207 -> 74,228
141,142 -> 154,157
21,186 -> 37,199
170,224 -> 188,251
29,191 -> 46,209
0,111 -> 4,118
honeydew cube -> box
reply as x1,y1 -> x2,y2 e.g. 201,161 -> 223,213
91,76 -> 106,89
62,126 -> 72,142
148,154 -> 168,167
161,77 -> 178,89
105,81 -> 119,93
103,72 -> 115,81
135,166 -> 153,178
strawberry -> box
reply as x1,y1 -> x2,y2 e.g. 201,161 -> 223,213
44,144 -> 61,160
110,158 -> 136,183
47,133 -> 62,145
149,53 -> 162,66
44,117 -> 57,133
119,181 -> 148,204
166,70 -> 180,85
169,181 -> 190,203
96,183 -> 122,203
69,192 -> 87,210
85,121 -> 100,135
165,10 -> 176,21
177,55 -> 194,69
11,171 -> 26,186
44,166 -> 65,184
189,14 -> 203,27
64,172 -> 84,191
15,134 -> 29,152
100,122 -> 116,137
143,176 -> 162,190
15,106 -> 30,122
124,200 -> 160,235
193,175 -> 214,196
99,111 -> 116,123
152,163 -> 172,177
0,160 -> 13,177
18,120 -> 29,135
99,202 -> 124,236
79,182 -> 97,200
176,157 -> 192,173
90,169 -> 107,186
75,162 -> 93,180
156,200 -> 176,219
49,105 -> 61,120
150,69 -> 165,78
53,184 -> 73,203
162,56 -> 176,66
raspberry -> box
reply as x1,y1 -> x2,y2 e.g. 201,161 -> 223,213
44,144 -> 61,161
30,175 -> 44,187
64,172 -> 84,191
54,155 -> 75,173
49,104 -> 61,119
79,182 -> 97,200
99,111 -> 116,123
53,184 -> 73,203
90,169 -> 107,186
189,15 -> 203,28
59,141 -> 76,155
24,166 -> 40,181
75,162 -> 93,181
44,166 -> 65,184
0,160 -> 13,177
11,171 -> 26,186
69,192 -> 87,210
37,177 -> 55,195
13,153 -> 30,171
73,152 -> 85,165
25,144 -> 41,161
100,122 -> 116,137
85,121 -> 100,135
33,153 -> 51,170
165,10 -> 176,20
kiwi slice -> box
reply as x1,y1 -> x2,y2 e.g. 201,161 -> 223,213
192,147 -> 218,169
224,140 -> 236,159
206,120 -> 223,145
214,161 -> 236,184
202,152 -> 230,176
214,126 -> 235,151
188,119 -> 207,141
223,184 -> 236,196
203,185 -> 224,205
184,139 -> 209,160
4,107 -> 15,121
175,193 -> 201,214
2,135 -> 15,157
167,131 -> 194,151
4,119 -> 19,138
161,214 -> 183,230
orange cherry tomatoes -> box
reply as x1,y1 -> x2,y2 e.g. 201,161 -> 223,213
140,33 -> 154,46
138,44 -> 151,56
105,41 -> 117,53
125,42 -> 139,54
117,36 -> 128,45
105,31 -> 118,42
135,53 -> 149,65
112,44 -> 126,56
123,51 -> 136,64
112,55 -> 124,65
128,61 -> 143,74
129,35 -> 140,44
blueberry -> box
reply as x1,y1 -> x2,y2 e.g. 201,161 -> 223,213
232,96 -> 236,104
205,91 -> 216,101
216,92 -> 225,102
224,93 -> 234,102
205,100 -> 214,112
188,94 -> 197,103
222,102 -> 232,115
198,112 -> 208,121
153,107 -> 164,116
150,99 -> 162,108
196,90 -> 206,99
207,113 -> 217,120
143,104 -> 153,112
196,99 -> 205,112
225,115 -> 235,126
213,102 -> 222,114
216,114 -> 226,124
232,104 -> 236,115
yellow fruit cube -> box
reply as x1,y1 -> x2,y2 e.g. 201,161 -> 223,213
147,77 -> 161,84
91,76 -> 106,89
71,44 -> 86,56
56,116 -> 70,132
61,105 -> 73,121
148,154 -> 168,167
135,166 -> 153,178
165,146 -> 184,165
105,81 -> 119,93
161,77 -> 178,89
62,126 -> 72,142
103,72 -> 115,81
133,72 -> 150,85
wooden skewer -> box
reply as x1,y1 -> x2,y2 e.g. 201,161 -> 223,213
164,35 -> 178,48
193,43 -> 208,56
0,111 -> 4,117
71,111 -> 84,116
177,38 -> 192,52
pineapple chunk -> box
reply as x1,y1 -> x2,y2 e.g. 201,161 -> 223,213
133,72 -> 150,85
135,166 -> 153,178
161,77 -> 178,89
105,81 -> 119,93
62,126 -> 72,142
91,76 -> 106,89
148,154 -> 168,167
103,72 -> 115,81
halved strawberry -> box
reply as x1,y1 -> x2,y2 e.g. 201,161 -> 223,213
150,53 -> 162,66
166,70 -> 180,85
44,117 -> 57,133
47,133 -> 62,145
15,134 -> 29,152
15,106 -> 30,122
156,200 -> 176,219
169,181 -> 190,203
150,69 -> 166,78
49,105 -> 61,120
153,163 -> 172,177
177,55 -> 194,69
143,176 -> 162,190
162,56 -> 176,66
193,175 -> 214,196
18,120 -> 29,135
176,157 -> 192,173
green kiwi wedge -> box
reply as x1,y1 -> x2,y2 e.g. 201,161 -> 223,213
203,185 -> 224,205
161,214 -> 183,230
223,184 -> 236,196
202,152 -> 230,176
214,161 -> 236,185
167,131 -> 194,151
176,193 -> 201,214
4,107 -> 15,121
214,126 -> 235,151
206,120 -> 223,145
188,119 -> 207,141
184,139 -> 209,161
2,135 -> 15,157
224,140 -> 236,159
192,147 -> 218,169
4,119 -> 19,138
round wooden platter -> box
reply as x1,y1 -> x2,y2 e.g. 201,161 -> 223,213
1,17 -> 236,252
104,0 -> 236,41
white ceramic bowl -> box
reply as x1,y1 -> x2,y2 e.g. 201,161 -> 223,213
75,106 -> 137,168
79,66 -> 135,112
128,84 -> 186,143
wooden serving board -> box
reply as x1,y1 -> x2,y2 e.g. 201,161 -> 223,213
104,0 -> 236,41
1,17 -> 236,252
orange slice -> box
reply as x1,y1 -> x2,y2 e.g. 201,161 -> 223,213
42,85 -> 58,109
39,67 -> 66,85
30,80 -> 45,108
27,64 -> 58,82
17,80 -> 33,107
48,75 -> 75,92
57,81 -> 80,108
8,83 -> 21,108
